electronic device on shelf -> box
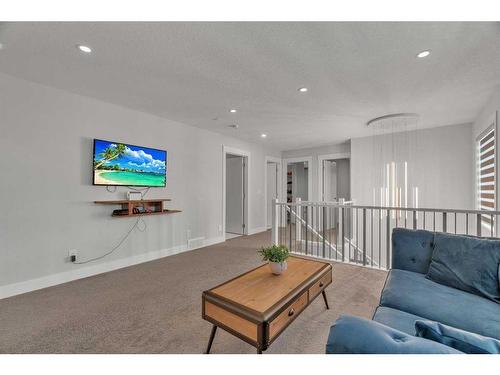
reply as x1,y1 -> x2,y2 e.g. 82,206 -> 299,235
133,206 -> 153,214
127,191 -> 142,201
112,209 -> 129,216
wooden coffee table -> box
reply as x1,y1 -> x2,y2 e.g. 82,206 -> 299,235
202,256 -> 332,354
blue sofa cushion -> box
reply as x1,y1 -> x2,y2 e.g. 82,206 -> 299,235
415,320 -> 500,354
392,228 -> 434,274
426,232 -> 500,303
373,306 -> 424,335
380,269 -> 500,339
326,315 -> 463,354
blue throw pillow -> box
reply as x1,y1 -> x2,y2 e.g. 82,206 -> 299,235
415,320 -> 500,354
326,315 -> 463,354
426,232 -> 500,303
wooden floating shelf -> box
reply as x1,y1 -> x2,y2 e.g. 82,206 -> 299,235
94,198 -> 181,218
111,209 -> 182,218
94,199 -> 172,204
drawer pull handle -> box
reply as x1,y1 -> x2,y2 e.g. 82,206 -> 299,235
319,282 -> 324,288
288,308 -> 295,317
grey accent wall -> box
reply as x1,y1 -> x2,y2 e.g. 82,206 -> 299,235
0,72 -> 279,289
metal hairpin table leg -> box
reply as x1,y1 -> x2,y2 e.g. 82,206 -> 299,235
322,290 -> 330,310
205,325 -> 218,354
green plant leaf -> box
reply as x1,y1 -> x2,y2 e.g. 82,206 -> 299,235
258,245 -> 290,263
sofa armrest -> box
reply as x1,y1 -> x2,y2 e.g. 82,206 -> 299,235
326,315 -> 463,354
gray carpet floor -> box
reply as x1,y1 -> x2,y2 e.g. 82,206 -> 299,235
0,231 -> 387,353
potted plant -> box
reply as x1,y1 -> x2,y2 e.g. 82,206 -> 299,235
258,245 -> 290,275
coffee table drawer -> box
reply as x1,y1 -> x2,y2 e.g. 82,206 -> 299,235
309,270 -> 332,300
268,291 -> 308,340
204,301 -> 258,342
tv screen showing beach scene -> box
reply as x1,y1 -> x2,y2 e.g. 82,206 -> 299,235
93,139 -> 166,187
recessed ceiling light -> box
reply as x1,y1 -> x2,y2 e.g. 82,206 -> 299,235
298,87 -> 308,93
77,44 -> 92,53
229,109 -> 237,113
417,50 -> 430,58
261,133 -> 267,138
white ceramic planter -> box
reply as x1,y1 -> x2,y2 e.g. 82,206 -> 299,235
269,261 -> 288,275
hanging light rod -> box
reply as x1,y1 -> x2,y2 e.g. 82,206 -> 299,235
366,113 -> 419,127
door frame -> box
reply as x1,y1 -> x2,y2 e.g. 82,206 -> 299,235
222,146 -> 250,239
318,152 -> 350,202
283,156 -> 313,202
264,156 -> 282,229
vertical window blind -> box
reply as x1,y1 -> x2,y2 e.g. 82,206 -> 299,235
478,127 -> 496,231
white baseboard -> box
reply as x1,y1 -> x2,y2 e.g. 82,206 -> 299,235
248,226 -> 268,235
0,236 -> 225,300
202,236 -> 225,247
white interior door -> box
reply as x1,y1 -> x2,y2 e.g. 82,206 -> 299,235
322,160 -> 337,201
320,157 -> 351,230
226,155 -> 245,234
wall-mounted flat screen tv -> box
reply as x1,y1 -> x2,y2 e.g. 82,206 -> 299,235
93,139 -> 166,187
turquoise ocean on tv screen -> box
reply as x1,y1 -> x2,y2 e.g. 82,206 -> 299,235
99,171 -> 165,186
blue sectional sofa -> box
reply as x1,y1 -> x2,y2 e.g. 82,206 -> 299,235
326,228 -> 500,354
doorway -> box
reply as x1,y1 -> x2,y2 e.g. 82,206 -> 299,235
319,155 -> 350,231
320,158 -> 350,202
224,150 -> 249,239
284,157 -> 312,224
286,160 -> 311,203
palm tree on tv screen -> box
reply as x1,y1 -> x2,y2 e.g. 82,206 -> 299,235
95,143 -> 127,170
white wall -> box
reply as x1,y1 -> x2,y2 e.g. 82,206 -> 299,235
0,73 -> 279,296
473,86 -> 500,138
351,123 -> 474,210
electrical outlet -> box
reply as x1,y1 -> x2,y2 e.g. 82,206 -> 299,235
68,249 -> 78,262
186,229 -> 191,239
218,224 -> 222,233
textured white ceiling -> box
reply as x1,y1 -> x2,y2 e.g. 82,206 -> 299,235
0,22 -> 499,150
